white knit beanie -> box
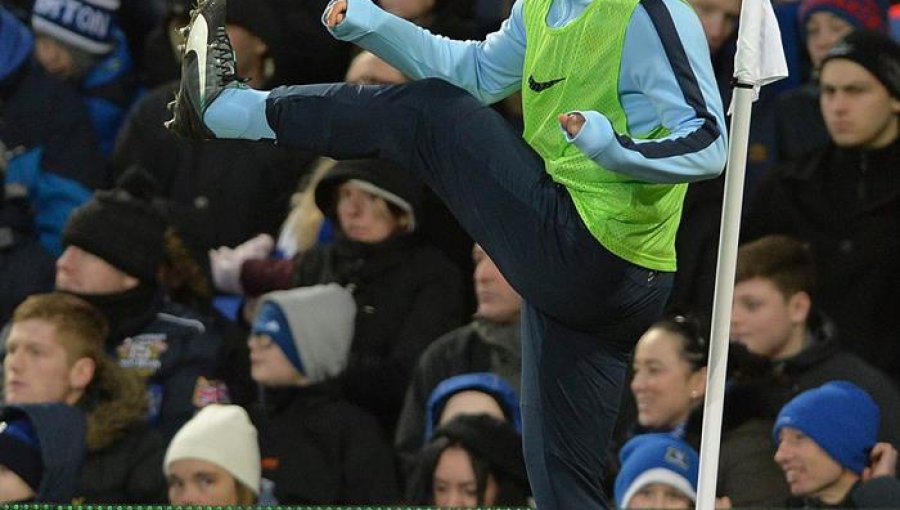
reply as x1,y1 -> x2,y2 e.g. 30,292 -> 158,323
163,405 -> 261,495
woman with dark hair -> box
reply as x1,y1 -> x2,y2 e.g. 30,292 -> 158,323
630,314 -> 710,435
604,314 -> 710,494
406,413 -> 531,507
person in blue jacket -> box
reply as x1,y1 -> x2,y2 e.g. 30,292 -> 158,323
0,6 -> 106,257
166,0 -> 728,506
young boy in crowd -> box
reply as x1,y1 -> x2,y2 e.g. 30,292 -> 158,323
247,284 -> 399,504
774,381 -> 900,507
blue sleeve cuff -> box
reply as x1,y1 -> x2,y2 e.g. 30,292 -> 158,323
325,0 -> 385,41
566,110 -> 616,157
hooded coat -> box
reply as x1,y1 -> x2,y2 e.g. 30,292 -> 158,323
0,403 -> 86,503
293,160 -> 465,433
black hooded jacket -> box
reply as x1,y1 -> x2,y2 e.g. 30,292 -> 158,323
295,160 -> 465,434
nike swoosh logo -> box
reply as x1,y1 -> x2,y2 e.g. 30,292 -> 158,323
528,75 -> 565,92
185,13 -> 209,102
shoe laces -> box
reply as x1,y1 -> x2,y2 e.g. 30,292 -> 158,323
212,27 -> 248,86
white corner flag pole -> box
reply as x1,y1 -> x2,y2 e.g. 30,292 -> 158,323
695,1 -> 788,509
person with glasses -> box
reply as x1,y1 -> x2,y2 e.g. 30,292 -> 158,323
246,284 -> 399,505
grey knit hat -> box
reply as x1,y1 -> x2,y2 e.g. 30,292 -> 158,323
255,284 -> 357,384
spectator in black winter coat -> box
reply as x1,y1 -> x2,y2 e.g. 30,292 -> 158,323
53,170 -> 231,441
732,236 -> 900,449
4,293 -> 167,503
773,0 -> 888,165
742,31 -> 900,385
248,284 -> 399,504
0,403 -> 86,504
394,243 -> 521,473
114,0 -> 315,262
708,234 -> 900,506
293,158 -> 465,434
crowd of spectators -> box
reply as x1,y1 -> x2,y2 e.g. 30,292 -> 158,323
1,0 -> 899,507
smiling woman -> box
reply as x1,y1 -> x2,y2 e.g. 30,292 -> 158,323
630,315 -> 709,432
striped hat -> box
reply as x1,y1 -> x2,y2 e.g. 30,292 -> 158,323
798,0 -> 887,33
32,0 -> 120,55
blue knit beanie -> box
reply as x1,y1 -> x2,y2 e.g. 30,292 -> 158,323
425,372 -> 522,442
614,433 -> 699,508
251,300 -> 304,375
31,0 -> 120,55
773,381 -> 879,474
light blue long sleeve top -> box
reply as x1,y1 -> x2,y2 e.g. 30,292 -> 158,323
325,0 -> 727,183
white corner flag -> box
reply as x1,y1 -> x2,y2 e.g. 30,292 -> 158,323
696,0 -> 788,509
729,0 -> 789,113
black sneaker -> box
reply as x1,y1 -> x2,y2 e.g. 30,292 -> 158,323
165,0 -> 247,139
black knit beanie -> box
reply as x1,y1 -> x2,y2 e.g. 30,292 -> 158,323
62,167 -> 167,282
822,30 -> 900,99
